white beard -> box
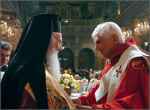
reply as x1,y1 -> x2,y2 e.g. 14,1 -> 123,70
46,50 -> 61,81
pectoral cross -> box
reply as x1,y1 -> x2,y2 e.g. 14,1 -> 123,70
116,65 -> 122,77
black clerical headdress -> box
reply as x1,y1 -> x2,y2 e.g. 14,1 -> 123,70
1,14 -> 61,109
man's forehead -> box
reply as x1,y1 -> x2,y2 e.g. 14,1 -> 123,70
1,48 -> 11,52
1,49 -> 11,53
95,35 -> 103,42
52,32 -> 62,37
95,33 -> 110,41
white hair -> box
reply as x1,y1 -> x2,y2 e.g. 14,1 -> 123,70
91,22 -> 125,43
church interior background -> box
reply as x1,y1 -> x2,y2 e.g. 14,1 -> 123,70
0,0 -> 150,75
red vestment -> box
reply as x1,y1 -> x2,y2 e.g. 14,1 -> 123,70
79,43 -> 150,109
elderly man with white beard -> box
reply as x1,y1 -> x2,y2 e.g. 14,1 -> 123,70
44,32 -> 75,109
22,18 -> 75,109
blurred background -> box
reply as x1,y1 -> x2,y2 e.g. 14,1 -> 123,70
0,0 -> 150,74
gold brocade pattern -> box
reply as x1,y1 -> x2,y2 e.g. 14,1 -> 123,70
25,70 -> 75,110
46,70 -> 75,110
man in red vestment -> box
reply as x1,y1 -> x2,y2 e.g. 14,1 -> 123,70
73,22 -> 150,109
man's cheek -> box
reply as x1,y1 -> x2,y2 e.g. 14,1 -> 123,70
58,44 -> 64,51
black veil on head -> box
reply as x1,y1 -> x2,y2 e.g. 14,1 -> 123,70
11,14 -> 61,65
1,14 -> 61,109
